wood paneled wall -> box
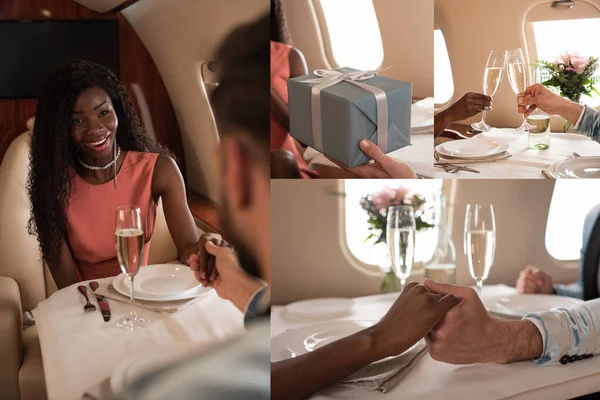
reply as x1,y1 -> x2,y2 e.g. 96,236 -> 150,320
0,0 -> 186,178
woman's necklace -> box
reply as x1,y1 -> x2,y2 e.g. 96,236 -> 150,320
77,146 -> 121,170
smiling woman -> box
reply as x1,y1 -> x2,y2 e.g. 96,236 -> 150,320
26,60 -> 204,289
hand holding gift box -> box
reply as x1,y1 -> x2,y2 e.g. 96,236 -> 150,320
288,67 -> 412,168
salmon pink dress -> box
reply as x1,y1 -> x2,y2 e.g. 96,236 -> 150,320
65,151 -> 158,281
270,40 -> 318,179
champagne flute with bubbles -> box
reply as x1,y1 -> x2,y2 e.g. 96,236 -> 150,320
115,206 -> 148,330
506,48 -> 535,132
472,51 -> 505,132
464,204 -> 496,297
387,205 -> 416,291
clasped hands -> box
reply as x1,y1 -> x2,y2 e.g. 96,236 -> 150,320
368,280 -> 515,365
187,233 -> 264,311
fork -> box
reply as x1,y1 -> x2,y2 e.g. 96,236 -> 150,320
77,285 -> 96,313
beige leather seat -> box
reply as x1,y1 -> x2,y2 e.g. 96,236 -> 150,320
0,127 -> 181,400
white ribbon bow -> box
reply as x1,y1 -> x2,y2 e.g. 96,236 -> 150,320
302,69 -> 388,154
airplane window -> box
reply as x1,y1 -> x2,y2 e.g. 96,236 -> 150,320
344,180 -> 443,272
319,0 -> 384,71
434,29 -> 454,105
545,180 -> 600,261
532,19 -> 600,107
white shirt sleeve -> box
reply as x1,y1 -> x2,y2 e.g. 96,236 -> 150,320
523,298 -> 600,365
574,105 -> 587,130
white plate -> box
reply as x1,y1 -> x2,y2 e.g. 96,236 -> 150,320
271,320 -> 417,364
483,293 -> 583,318
436,139 -> 506,159
122,264 -> 201,296
547,156 -> 600,179
113,273 -> 212,302
283,298 -> 354,320
411,105 -> 434,129
111,342 -> 208,394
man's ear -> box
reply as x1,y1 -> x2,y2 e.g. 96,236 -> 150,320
222,137 -> 252,210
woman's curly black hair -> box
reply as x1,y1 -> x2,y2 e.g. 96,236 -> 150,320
27,60 -> 166,264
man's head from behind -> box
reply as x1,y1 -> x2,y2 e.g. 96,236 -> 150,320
211,13 -> 270,283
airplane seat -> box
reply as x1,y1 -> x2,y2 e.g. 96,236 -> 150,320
0,119 -> 185,400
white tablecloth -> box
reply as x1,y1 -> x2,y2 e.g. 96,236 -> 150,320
272,285 -> 600,399
32,278 -> 245,400
306,134 -> 434,178
434,129 -> 600,178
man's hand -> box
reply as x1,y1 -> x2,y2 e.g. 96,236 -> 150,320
192,241 -> 263,312
188,233 -> 224,283
368,282 -> 459,359
330,139 -> 418,178
424,279 -> 543,364
516,266 -> 554,294
517,84 -> 583,124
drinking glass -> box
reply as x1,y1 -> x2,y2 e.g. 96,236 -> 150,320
115,206 -> 148,330
386,205 -> 416,291
506,48 -> 535,132
464,204 -> 496,297
526,65 -> 551,150
471,51 -> 505,132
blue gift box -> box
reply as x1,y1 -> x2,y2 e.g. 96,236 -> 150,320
288,67 -> 412,168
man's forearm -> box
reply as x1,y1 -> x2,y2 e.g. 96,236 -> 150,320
271,327 -> 384,400
557,98 -> 584,126
493,320 -> 543,363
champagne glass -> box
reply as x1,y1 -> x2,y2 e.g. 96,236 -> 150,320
115,206 -> 148,330
471,51 -> 505,132
506,48 -> 535,131
464,204 -> 496,297
386,205 -> 416,291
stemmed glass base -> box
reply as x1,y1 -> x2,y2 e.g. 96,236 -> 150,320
117,274 -> 148,330
471,110 -> 492,132
117,314 -> 148,330
516,117 -> 535,132
471,121 -> 491,132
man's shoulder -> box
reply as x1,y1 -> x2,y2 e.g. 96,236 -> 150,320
114,320 -> 270,400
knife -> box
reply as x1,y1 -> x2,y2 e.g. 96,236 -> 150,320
89,281 -> 111,322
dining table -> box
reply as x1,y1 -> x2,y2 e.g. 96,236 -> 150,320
271,284 -> 600,400
31,277 -> 246,400
434,128 -> 600,178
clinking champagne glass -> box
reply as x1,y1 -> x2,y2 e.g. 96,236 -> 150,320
115,206 -> 148,330
386,205 -> 416,291
506,48 -> 535,132
471,51 -> 505,132
464,204 -> 496,297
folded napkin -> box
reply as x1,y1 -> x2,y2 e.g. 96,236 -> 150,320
340,340 -> 427,393
95,284 -> 205,313
435,149 -> 512,164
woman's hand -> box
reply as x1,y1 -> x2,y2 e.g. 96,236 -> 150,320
435,93 -> 491,137
447,92 -> 492,122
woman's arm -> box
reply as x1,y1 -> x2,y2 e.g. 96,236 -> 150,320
151,155 -> 200,264
47,239 -> 80,289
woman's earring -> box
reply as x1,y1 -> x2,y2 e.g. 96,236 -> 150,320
113,139 -> 118,189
